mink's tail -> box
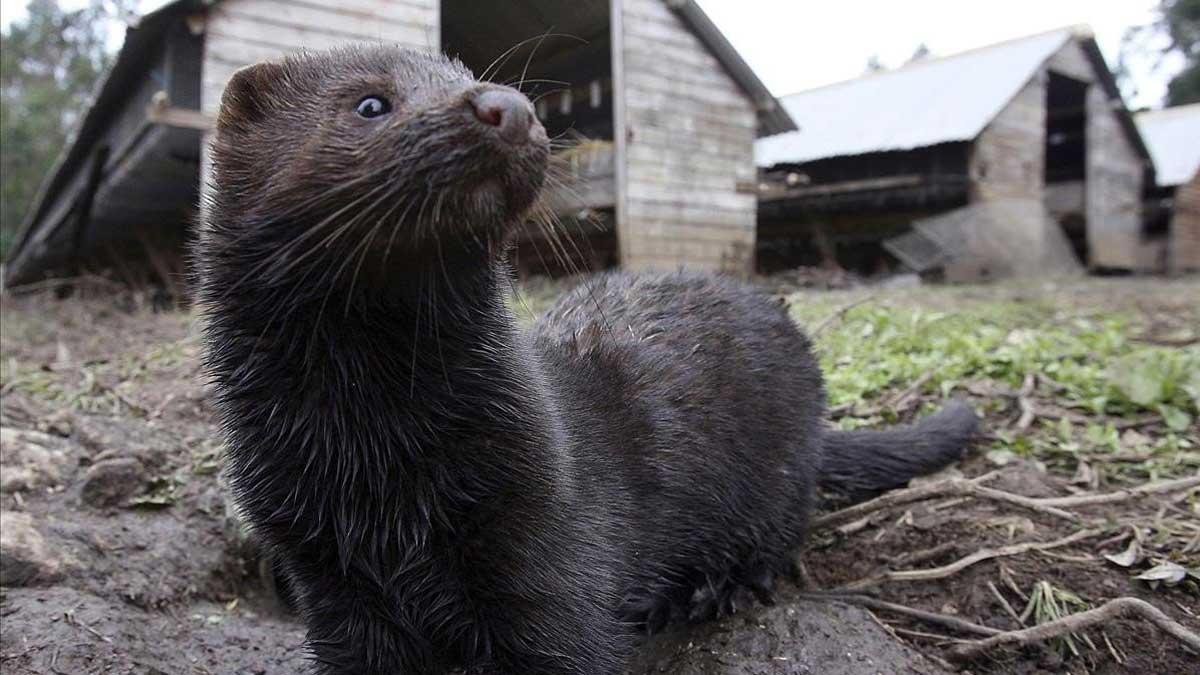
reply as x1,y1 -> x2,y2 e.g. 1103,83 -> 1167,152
819,399 -> 978,499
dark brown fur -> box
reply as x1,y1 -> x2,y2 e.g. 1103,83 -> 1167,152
194,45 -> 976,674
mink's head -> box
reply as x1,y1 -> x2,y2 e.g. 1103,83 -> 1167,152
203,44 -> 549,287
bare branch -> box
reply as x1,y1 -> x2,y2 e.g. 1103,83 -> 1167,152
950,597 -> 1200,661
1033,475 -> 1200,508
840,529 -> 1105,591
800,592 -> 1002,637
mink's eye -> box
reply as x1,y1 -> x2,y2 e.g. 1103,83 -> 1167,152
356,96 -> 391,119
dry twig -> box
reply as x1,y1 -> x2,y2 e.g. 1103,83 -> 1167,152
1033,475 -> 1199,508
949,597 -> 1200,661
988,581 -> 1026,628
839,529 -> 1104,590
801,592 -> 1001,637
814,473 -> 1079,530
1015,373 -> 1037,431
810,294 -> 877,336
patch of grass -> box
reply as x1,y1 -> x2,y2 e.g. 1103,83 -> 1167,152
802,300 -> 1196,420
792,293 -> 1198,479
1020,580 -> 1094,657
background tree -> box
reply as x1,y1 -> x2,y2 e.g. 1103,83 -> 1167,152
1162,0 -> 1200,104
906,43 -> 931,64
1119,0 -> 1200,107
0,0 -> 134,259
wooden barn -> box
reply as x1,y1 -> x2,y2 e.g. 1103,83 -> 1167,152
754,27 -> 1154,280
3,0 -> 793,288
1137,104 -> 1200,275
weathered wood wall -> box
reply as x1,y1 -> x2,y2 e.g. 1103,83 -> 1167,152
1085,80 -> 1154,270
968,73 -> 1046,204
199,0 -> 439,115
1170,170 -> 1200,273
1046,40 -> 1152,270
613,0 -> 758,273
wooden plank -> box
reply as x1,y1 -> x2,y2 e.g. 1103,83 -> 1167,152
621,0 -> 678,23
627,159 -> 755,188
624,149 -> 752,180
623,15 -> 704,49
623,42 -> 721,72
628,201 -> 756,228
633,221 -> 755,242
626,130 -> 753,161
148,94 -> 216,131
231,0 -> 435,30
214,0 -> 436,46
207,8 -> 427,54
627,184 -> 753,211
624,238 -> 749,264
631,113 -> 755,144
623,71 -> 748,109
611,0 -> 631,266
627,170 -> 739,194
623,51 -> 740,91
205,32 -> 296,66
626,87 -> 757,125
1170,172 -> 1200,272
759,175 -> 926,202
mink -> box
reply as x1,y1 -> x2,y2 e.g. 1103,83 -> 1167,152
193,44 -> 977,675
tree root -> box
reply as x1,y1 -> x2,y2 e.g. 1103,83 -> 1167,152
948,597 -> 1200,662
814,474 -> 1076,531
839,529 -> 1104,591
814,474 -> 1200,533
799,592 -> 1002,637
1033,475 -> 1200,508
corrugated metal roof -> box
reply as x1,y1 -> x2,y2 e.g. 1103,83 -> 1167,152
1136,103 -> 1200,187
755,28 -> 1077,168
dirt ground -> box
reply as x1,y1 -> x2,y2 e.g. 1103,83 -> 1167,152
1,276 -> 1197,674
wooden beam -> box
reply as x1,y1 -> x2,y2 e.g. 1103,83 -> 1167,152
147,90 -> 215,131
758,174 -> 926,202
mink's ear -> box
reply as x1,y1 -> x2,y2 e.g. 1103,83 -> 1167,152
217,62 -> 287,131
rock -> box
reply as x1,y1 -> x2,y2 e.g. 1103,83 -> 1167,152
0,427 -> 74,493
629,592 -> 951,674
80,457 -> 144,508
0,511 -> 63,585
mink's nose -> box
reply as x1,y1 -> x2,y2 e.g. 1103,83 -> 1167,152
469,88 -> 536,144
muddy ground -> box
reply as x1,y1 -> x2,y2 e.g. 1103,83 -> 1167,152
1,276 -> 1197,674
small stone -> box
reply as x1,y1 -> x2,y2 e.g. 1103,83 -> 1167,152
0,427 -> 74,493
80,457 -> 144,508
39,411 -> 73,437
985,448 -> 1017,467
0,511 -> 63,585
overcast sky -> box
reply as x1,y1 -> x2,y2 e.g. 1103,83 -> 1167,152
0,0 -> 1183,109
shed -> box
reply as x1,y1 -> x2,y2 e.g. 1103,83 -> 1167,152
1136,104 -> 1200,274
3,0 -> 793,288
755,26 -> 1154,279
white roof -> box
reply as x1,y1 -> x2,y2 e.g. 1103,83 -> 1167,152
756,28 -> 1077,167
1136,104 -> 1200,187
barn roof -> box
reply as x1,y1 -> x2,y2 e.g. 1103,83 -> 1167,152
756,26 -> 1147,169
1136,103 -> 1200,187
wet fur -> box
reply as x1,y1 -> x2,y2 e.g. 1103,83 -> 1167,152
195,46 -> 977,674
